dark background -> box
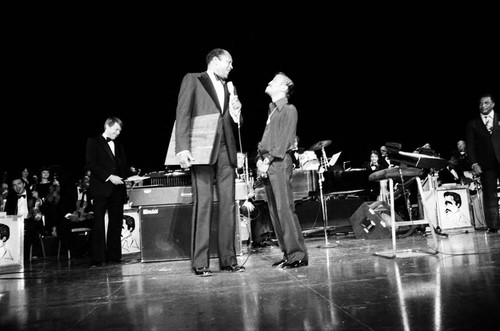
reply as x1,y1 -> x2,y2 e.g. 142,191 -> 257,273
3,11 -> 499,183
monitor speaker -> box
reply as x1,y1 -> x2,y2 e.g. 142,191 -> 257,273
140,203 -> 241,262
348,201 -> 392,239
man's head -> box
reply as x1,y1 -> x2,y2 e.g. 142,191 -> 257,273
265,72 -> 294,100
206,48 -> 233,81
457,140 -> 466,152
11,178 -> 26,195
104,117 -> 123,140
479,93 -> 495,116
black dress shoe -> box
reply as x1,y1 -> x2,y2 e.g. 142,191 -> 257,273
272,259 -> 287,267
220,264 -> 245,272
487,228 -> 498,234
193,267 -> 213,277
282,260 -> 308,269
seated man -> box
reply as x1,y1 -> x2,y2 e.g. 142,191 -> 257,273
438,152 -> 464,186
58,175 -> 94,257
4,175 -> 44,259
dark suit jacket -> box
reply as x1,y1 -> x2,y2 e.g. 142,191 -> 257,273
175,72 -> 241,167
85,135 -> 128,201
466,112 -> 500,170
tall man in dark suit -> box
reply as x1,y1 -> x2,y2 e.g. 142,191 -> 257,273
174,48 -> 244,277
466,93 -> 500,234
86,116 -> 129,266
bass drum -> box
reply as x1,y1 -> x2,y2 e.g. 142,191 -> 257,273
299,151 -> 319,171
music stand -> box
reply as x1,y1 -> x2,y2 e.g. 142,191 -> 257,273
369,167 -> 440,259
309,140 -> 337,249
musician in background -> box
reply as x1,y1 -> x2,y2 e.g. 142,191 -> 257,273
290,135 -> 305,169
59,174 -> 94,257
257,72 -> 308,269
437,152 -> 464,186
455,139 -> 471,175
379,145 -> 393,168
362,149 -> 388,201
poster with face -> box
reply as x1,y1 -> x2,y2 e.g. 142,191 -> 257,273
121,209 -> 141,255
437,188 -> 473,230
0,216 -> 24,270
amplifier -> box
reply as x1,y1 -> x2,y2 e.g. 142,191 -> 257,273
129,181 -> 250,206
140,203 -> 241,262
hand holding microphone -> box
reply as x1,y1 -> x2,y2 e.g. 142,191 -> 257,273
227,81 -> 242,125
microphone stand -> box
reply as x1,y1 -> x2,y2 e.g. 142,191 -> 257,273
317,147 -> 337,249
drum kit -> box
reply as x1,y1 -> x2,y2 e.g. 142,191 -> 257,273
299,140 -> 333,171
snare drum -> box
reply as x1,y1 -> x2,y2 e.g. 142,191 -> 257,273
299,151 -> 319,170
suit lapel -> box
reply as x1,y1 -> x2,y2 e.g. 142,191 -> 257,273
200,72 -> 223,113
100,136 -> 115,161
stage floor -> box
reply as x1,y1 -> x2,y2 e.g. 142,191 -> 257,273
1,228 -> 500,330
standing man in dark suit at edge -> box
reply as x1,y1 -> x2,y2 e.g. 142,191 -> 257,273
256,72 -> 308,269
86,116 -> 129,267
466,93 -> 500,234
175,48 -> 244,277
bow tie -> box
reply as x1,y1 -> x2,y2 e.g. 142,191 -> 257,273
18,194 -> 26,199
106,137 -> 113,142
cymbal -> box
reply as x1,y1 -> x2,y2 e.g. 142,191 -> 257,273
368,167 -> 423,182
309,140 -> 331,151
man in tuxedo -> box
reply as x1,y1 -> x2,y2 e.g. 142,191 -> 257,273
437,152 -> 464,186
174,48 -> 244,277
466,93 -> 500,234
4,176 -> 43,259
85,117 -> 129,266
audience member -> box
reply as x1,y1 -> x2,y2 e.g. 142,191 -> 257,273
466,92 -> 499,234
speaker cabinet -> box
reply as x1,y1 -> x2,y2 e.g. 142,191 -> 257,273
140,203 -> 241,262
348,201 -> 392,239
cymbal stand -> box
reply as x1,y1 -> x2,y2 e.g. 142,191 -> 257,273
317,147 -> 337,249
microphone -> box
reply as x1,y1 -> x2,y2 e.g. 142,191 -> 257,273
227,81 -> 237,96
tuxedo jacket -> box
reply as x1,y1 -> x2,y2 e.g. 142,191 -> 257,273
85,135 -> 128,201
438,166 -> 463,185
175,72 -> 241,167
5,190 -> 39,220
466,112 -> 500,170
